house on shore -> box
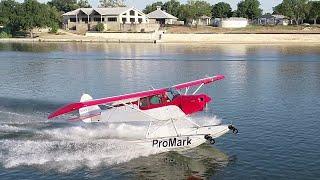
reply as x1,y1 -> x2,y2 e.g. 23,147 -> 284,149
62,7 -> 159,33
256,14 -> 289,26
188,15 -> 212,26
147,6 -> 180,25
214,17 -> 248,28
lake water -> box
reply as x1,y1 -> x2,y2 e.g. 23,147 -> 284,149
0,42 -> 319,179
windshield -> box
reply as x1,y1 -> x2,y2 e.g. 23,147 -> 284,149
166,88 -> 180,100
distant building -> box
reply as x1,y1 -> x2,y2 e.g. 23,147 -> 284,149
257,14 -> 289,26
186,15 -> 212,26
219,17 -> 248,28
147,6 -> 179,25
62,7 -> 159,33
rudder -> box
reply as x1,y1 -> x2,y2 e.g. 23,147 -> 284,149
79,94 -> 101,123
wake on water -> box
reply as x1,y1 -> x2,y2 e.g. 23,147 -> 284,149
0,109 -> 222,172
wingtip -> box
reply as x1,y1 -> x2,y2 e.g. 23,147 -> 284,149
215,74 -> 225,80
47,113 -> 56,119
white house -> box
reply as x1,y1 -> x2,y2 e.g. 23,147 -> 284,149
147,6 -> 178,25
188,15 -> 212,26
62,7 -> 159,32
220,17 -> 248,28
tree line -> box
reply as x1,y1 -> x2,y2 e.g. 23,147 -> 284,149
143,0 -> 263,22
144,0 -> 320,24
274,0 -> 320,25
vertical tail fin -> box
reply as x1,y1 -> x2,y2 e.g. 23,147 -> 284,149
79,94 -> 101,123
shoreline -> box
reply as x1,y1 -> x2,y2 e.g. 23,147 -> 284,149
1,33 -> 320,44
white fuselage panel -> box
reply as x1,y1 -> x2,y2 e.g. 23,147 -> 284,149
99,105 -> 186,122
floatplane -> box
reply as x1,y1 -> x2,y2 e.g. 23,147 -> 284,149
48,75 -> 238,151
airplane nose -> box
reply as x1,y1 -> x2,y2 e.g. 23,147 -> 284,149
204,95 -> 211,103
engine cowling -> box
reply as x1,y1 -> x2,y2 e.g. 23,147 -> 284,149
173,94 -> 212,115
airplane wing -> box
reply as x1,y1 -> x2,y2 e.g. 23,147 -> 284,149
173,74 -> 224,90
48,75 -> 224,119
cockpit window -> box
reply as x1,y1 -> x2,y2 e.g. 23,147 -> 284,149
140,97 -> 148,107
150,95 -> 161,105
166,88 -> 180,100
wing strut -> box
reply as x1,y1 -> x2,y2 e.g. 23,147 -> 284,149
171,119 -> 180,137
192,83 -> 204,95
184,87 -> 189,95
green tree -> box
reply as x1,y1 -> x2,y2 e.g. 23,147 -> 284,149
0,0 -> 22,33
273,0 -> 293,18
176,4 -> 190,22
77,0 -> 91,8
0,0 -> 60,36
143,1 -> 163,14
309,1 -> 320,24
163,0 -> 181,18
176,0 -> 212,24
273,0 -> 309,24
47,0 -> 79,13
236,0 -> 262,20
20,0 -> 49,31
188,0 -> 212,18
99,0 -> 126,7
46,5 -> 61,31
212,2 -> 232,18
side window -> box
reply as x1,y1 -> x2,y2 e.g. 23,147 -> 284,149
140,97 -> 148,107
150,95 -> 161,105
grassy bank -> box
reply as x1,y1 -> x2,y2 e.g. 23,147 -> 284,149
165,25 -> 320,34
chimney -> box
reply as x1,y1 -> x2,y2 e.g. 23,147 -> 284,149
156,6 -> 161,10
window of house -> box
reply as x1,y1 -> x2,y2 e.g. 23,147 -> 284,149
123,13 -> 127,16
108,17 -> 117,22
138,14 -> 142,16
94,17 -> 102,22
82,18 -> 88,23
122,18 -> 126,24
70,18 -> 76,22
130,10 -> 135,16
130,18 -> 135,23
138,18 -> 142,23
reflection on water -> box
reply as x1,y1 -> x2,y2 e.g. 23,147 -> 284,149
1,42 -> 320,61
115,144 -> 232,179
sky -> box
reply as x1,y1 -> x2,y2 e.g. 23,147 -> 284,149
19,0 -> 283,14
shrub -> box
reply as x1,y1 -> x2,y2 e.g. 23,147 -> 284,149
0,31 -> 12,38
96,23 -> 105,32
49,23 -> 59,34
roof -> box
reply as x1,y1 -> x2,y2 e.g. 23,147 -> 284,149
63,7 -> 136,16
200,15 -> 211,19
260,14 -> 287,19
147,9 -> 178,20
272,14 -> 287,19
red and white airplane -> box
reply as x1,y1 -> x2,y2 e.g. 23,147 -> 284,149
48,75 -> 238,151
